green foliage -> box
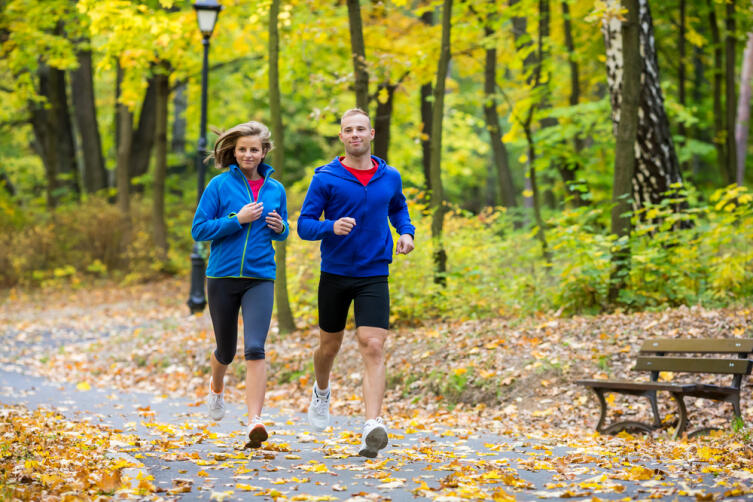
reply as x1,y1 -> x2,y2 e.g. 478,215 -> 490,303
4,185 -> 753,322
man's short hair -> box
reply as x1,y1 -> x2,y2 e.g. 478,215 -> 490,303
341,108 -> 371,126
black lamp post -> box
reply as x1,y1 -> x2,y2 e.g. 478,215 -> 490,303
188,0 -> 222,314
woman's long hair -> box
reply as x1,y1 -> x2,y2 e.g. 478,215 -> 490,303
208,121 -> 273,169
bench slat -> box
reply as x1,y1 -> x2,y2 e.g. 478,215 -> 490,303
639,338 -> 753,354
634,356 -> 753,374
576,379 -> 697,392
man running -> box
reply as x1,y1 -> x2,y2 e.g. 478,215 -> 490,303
297,108 -> 415,458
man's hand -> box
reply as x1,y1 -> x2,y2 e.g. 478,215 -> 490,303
237,202 -> 263,224
395,234 -> 414,255
333,217 -> 356,236
265,210 -> 284,233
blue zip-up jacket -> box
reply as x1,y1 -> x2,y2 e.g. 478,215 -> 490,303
297,156 -> 415,277
192,163 -> 289,280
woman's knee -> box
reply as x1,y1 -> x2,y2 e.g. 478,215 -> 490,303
214,349 -> 235,366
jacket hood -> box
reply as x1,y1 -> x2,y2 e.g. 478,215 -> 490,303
229,162 -> 275,179
314,156 -> 386,180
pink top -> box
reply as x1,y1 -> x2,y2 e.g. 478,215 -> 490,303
248,178 -> 264,201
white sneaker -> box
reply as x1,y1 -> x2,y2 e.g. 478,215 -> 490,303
307,385 -> 330,431
246,416 -> 268,449
358,417 -> 388,458
207,378 -> 225,421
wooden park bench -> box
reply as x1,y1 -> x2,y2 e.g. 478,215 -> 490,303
576,338 -> 753,439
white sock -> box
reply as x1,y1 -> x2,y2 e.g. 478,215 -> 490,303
315,384 -> 330,398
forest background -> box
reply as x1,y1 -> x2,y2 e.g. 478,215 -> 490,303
1,0 -> 753,331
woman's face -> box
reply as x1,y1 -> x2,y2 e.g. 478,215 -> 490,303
234,135 -> 264,173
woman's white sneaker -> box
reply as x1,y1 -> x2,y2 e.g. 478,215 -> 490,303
246,416 -> 268,448
358,417 -> 388,458
207,378 -> 225,421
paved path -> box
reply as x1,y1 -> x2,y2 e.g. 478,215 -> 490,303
0,298 -> 742,501
1,367 -> 732,501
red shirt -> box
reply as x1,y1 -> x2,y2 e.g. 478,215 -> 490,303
340,157 -> 378,186
248,178 -> 264,201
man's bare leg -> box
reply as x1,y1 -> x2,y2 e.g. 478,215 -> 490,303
314,329 -> 344,389
356,326 -> 387,420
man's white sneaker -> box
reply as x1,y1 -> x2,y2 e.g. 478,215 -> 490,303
307,385 -> 330,431
207,378 -> 225,421
358,417 -> 388,458
246,416 -> 268,449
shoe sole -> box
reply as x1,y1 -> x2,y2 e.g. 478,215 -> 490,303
246,425 -> 268,449
208,407 -> 225,421
358,426 -> 388,458
307,408 -> 329,431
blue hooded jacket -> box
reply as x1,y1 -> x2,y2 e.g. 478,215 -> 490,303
192,163 -> 289,280
297,156 -> 415,277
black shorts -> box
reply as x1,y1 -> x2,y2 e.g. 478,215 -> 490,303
318,272 -> 389,332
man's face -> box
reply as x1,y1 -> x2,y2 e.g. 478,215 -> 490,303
339,114 -> 374,157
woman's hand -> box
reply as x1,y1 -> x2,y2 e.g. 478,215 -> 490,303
237,202 -> 263,224
265,210 -> 284,233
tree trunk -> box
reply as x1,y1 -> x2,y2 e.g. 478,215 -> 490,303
724,0 -> 737,185
269,0 -> 296,334
691,44 -> 705,178
346,0 -> 369,111
736,25 -> 753,186
0,170 -> 15,196
116,65 -> 132,224
604,0 -> 686,214
510,0 -> 536,211
707,0 -> 727,183
419,10 -> 434,195
429,0 -> 452,286
153,68 -> 169,259
519,0 -> 551,262
71,47 -> 107,193
678,0 -> 688,172
129,75 -> 157,181
482,1 -> 516,209
30,62 -> 79,208
561,0 -> 588,206
373,81 -> 396,162
605,0 -> 640,303
171,80 -> 187,158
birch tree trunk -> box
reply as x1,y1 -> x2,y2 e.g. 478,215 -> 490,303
736,25 -> 753,185
725,0 -> 737,185
603,0 -> 686,214
605,0 -> 640,303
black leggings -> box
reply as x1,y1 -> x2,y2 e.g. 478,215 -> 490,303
207,278 -> 274,364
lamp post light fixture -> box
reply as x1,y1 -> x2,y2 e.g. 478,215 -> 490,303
187,0 -> 222,314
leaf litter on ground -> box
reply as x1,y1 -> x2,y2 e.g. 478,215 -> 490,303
2,278 -> 753,500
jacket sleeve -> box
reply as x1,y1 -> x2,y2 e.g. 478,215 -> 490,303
388,175 -> 415,237
191,178 -> 244,242
271,184 -> 290,242
297,174 -> 335,241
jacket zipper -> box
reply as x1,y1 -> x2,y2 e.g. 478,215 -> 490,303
238,169 -> 268,276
